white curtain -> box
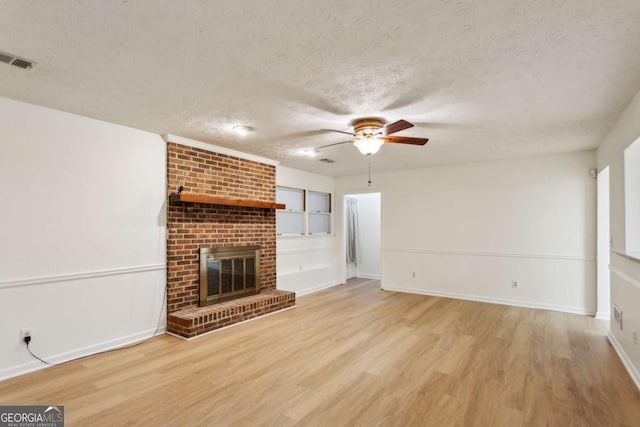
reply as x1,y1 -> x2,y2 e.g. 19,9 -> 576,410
346,197 -> 360,265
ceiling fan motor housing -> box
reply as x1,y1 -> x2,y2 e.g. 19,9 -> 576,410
352,118 -> 385,136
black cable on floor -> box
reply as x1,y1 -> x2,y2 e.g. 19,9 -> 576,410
26,342 -> 51,365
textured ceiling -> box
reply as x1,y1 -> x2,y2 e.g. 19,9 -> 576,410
1,0 -> 640,176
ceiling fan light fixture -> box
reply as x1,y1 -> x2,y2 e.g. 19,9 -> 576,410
314,118 -> 427,154
354,137 -> 384,156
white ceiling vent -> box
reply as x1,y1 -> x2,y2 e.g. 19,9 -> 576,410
0,50 -> 35,70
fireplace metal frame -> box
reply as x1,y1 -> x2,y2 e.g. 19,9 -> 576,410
199,246 -> 261,306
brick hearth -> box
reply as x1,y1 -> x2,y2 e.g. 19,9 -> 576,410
168,290 -> 295,338
166,141 -> 295,338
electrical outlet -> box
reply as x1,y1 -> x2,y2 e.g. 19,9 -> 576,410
613,305 -> 623,330
633,329 -> 638,345
511,281 -> 518,288
412,272 -> 416,278
21,328 -> 32,339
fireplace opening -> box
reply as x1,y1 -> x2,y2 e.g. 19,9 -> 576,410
199,246 -> 261,306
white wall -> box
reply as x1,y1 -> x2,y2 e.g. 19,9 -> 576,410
345,193 -> 381,279
336,150 -> 597,314
276,166 -> 340,295
597,89 -> 640,390
0,97 -> 166,380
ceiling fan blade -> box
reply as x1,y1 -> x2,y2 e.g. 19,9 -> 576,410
320,129 -> 356,136
411,121 -> 477,130
315,140 -> 353,149
381,135 -> 429,146
383,119 -> 414,135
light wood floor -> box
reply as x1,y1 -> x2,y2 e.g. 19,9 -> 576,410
1,279 -> 639,426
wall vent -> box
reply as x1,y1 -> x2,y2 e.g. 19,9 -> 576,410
319,158 -> 335,163
0,50 -> 35,70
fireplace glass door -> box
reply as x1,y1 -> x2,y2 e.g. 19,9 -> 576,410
200,246 -> 261,306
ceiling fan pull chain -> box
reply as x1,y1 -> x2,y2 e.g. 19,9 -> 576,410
368,160 -> 372,187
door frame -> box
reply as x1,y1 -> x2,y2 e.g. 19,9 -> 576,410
339,190 -> 383,287
596,166 -> 611,321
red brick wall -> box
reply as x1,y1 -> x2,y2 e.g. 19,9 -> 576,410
167,142 -> 277,313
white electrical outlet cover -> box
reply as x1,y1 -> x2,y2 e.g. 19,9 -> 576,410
613,305 -> 623,329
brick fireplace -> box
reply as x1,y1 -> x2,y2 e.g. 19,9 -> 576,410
166,140 -> 295,338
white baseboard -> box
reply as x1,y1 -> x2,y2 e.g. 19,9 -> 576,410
595,311 -> 611,321
292,280 -> 342,297
382,286 -> 595,316
608,331 -> 640,392
358,274 -> 381,280
0,327 -> 165,382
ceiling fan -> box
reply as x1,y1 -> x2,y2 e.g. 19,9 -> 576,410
316,118 -> 429,156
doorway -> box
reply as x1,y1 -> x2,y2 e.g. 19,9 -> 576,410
596,166 -> 610,321
344,192 -> 382,282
